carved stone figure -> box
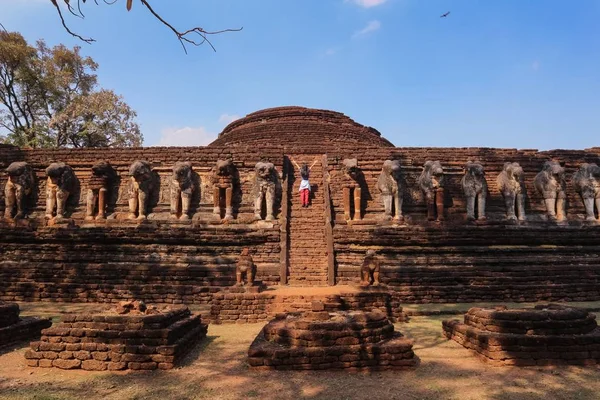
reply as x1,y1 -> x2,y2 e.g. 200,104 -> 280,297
461,161 -> 487,221
360,250 -> 380,287
212,159 -> 234,220
496,162 -> 526,221
170,162 -> 194,220
127,160 -> 155,220
572,163 -> 600,221
534,161 -> 566,222
253,162 -> 277,221
235,247 -> 255,286
3,162 -> 34,219
45,162 -> 76,219
86,161 -> 114,220
418,161 -> 445,221
341,158 -> 362,221
377,160 -> 403,221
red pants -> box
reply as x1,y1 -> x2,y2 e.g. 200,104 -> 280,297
300,189 -> 310,206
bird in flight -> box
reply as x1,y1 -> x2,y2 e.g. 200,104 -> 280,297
440,11 -> 451,18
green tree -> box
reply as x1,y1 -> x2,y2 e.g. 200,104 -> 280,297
0,30 -> 142,148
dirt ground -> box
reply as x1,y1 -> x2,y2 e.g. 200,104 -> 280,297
1,304 -> 600,400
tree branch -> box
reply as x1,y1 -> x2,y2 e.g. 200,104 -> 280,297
50,0 -> 96,44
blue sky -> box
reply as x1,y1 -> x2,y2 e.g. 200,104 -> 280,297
2,0 -> 600,149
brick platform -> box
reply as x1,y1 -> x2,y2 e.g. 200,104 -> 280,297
248,309 -> 416,370
0,302 -> 51,347
210,285 -> 405,324
24,306 -> 207,370
443,305 -> 600,366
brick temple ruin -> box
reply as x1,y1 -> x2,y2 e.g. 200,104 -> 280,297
2,106 -> 600,320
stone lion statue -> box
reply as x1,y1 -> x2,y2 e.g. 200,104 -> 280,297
341,158 -> 362,221
418,160 -> 445,221
534,161 -> 566,222
496,162 -> 526,221
461,161 -> 487,221
3,161 -> 35,220
253,161 -> 277,221
45,162 -> 76,220
377,160 -> 403,221
360,250 -> 381,287
572,163 -> 600,221
170,162 -> 194,220
212,159 -> 235,220
235,247 -> 255,287
86,160 -> 115,220
127,160 -> 155,220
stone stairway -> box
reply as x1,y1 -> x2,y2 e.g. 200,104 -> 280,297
286,155 -> 329,286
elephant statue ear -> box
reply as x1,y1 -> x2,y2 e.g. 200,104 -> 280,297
464,161 -> 473,171
542,161 -> 553,171
503,162 -> 512,171
423,160 -> 434,171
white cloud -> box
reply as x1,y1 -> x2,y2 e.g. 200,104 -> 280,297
157,126 -> 217,147
531,60 -> 540,71
353,20 -> 381,38
345,0 -> 388,8
218,113 -> 240,125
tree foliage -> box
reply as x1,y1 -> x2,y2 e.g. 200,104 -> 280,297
0,30 -> 142,148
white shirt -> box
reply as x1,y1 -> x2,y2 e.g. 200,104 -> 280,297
299,179 -> 311,191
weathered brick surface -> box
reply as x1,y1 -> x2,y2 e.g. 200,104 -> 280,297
443,305 -> 600,366
0,302 -> 51,346
248,310 -> 415,370
25,306 -> 207,370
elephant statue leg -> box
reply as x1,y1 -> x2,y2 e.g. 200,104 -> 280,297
128,189 -> 138,219
466,195 -> 476,221
477,192 -> 486,220
97,188 -> 107,220
394,192 -> 403,221
556,197 -> 566,222
516,193 -> 526,221
265,186 -> 275,221
435,189 -> 445,221
426,193 -> 435,221
4,186 -> 15,219
595,197 -> 600,221
56,189 -> 69,219
504,193 -> 516,220
86,189 -> 96,221
354,187 -> 362,221
343,187 -> 351,221
235,270 -> 243,286
14,187 -> 25,219
584,197 -> 596,221
181,193 -> 191,220
544,198 -> 557,221
382,194 -> 392,220
247,268 -> 255,287
213,187 -> 221,215
372,269 -> 380,286
225,187 -> 233,220
137,191 -> 148,220
170,188 -> 180,219
46,187 -> 56,219
254,191 -> 263,220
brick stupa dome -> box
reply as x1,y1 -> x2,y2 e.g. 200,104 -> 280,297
208,106 -> 394,149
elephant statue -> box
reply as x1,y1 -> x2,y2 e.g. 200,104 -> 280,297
212,159 -> 235,220
377,159 -> 403,221
45,162 -> 76,219
341,158 -> 362,221
253,162 -> 278,221
3,162 -> 35,220
127,160 -> 155,220
534,161 -> 566,222
461,161 -> 487,221
572,163 -> 600,221
86,160 -> 115,220
496,162 -> 526,221
418,161 -> 445,221
170,162 -> 194,220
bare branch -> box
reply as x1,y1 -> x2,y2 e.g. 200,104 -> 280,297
50,0 -> 96,44
51,0 -> 242,54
